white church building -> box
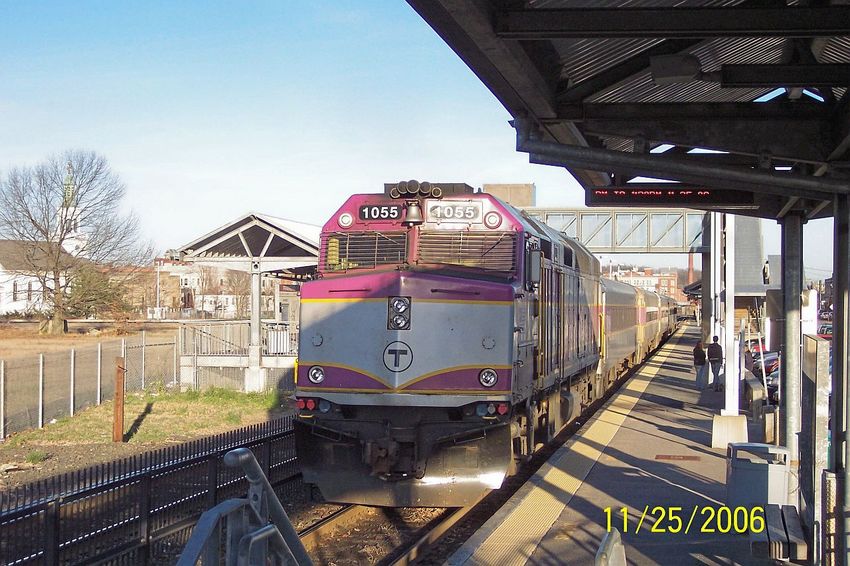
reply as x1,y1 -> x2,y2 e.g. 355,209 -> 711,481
0,163 -> 84,316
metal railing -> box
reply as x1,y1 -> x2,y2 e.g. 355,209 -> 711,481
181,321 -> 250,356
177,448 -> 312,566
179,321 -> 299,357
0,418 -> 298,565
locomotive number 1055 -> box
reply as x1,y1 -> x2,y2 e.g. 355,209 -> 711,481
359,205 -> 402,220
427,203 -> 482,222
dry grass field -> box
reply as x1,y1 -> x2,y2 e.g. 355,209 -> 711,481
0,388 -> 293,490
0,322 -> 178,359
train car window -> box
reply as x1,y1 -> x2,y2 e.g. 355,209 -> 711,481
563,246 -> 573,267
419,231 -> 517,273
526,249 -> 542,286
323,231 -> 407,271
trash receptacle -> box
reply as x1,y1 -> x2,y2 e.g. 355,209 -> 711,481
726,442 -> 789,509
265,324 -> 291,355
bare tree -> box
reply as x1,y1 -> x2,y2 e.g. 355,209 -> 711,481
224,269 -> 251,318
192,265 -> 219,316
0,150 -> 153,333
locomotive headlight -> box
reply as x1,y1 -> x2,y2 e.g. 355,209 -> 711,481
388,296 -> 411,329
308,366 -> 325,384
479,368 -> 498,387
390,314 -> 409,330
338,213 -> 354,228
484,211 -> 502,229
391,296 -> 410,313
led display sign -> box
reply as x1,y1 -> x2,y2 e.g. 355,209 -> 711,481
586,186 -> 756,208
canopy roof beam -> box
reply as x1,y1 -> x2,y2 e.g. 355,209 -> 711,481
516,117 -> 844,200
557,102 -> 829,122
720,64 -> 850,88
574,119 -> 832,165
495,7 -> 850,40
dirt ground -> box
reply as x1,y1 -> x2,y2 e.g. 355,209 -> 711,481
0,321 -> 178,360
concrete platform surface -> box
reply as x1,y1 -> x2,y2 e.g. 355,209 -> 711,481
448,325 -> 760,565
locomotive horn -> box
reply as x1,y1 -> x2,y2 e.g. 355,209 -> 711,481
403,200 -> 424,225
408,180 -> 420,194
390,187 -> 401,199
431,186 -> 443,198
419,181 -> 431,196
397,180 -> 409,195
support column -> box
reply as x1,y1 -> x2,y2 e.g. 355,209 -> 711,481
781,213 -> 803,492
722,215 -> 739,417
713,212 -> 724,345
702,214 -> 713,343
246,262 -> 265,392
711,213 -> 747,448
702,251 -> 712,337
834,194 -> 850,560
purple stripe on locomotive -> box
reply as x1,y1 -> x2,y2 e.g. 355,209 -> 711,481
301,270 -> 515,302
402,367 -> 512,392
297,365 -> 390,390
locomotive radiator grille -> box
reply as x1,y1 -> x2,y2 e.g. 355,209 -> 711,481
418,231 -> 517,272
323,231 -> 408,271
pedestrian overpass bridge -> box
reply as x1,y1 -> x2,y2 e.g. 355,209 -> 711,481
524,207 -> 708,254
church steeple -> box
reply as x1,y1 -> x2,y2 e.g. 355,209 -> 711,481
62,161 -> 75,208
59,161 -> 86,256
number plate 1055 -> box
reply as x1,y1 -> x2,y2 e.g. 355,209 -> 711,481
427,202 -> 482,222
359,205 -> 402,220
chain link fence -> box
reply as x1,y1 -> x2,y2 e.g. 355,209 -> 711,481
1,325 -> 299,440
1,332 -> 178,439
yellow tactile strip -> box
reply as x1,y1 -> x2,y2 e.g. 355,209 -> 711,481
449,331 -> 684,566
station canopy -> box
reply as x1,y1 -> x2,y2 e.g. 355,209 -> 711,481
407,0 -> 850,220
178,213 -> 320,277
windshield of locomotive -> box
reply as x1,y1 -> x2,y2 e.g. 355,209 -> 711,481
322,230 -> 518,275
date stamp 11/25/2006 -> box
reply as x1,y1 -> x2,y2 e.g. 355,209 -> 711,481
604,506 -> 765,535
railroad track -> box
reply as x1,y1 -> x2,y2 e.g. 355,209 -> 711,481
296,495 -> 484,565
299,504 -> 359,553
388,497 -> 484,566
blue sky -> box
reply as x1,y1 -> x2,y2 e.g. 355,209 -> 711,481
0,2 -> 834,275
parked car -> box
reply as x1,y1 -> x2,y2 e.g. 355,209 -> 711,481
753,352 -> 780,379
765,368 -> 780,402
744,338 -> 770,354
818,324 -> 833,340
820,309 -> 834,322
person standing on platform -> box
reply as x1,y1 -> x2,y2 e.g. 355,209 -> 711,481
693,341 -> 708,389
707,336 -> 724,391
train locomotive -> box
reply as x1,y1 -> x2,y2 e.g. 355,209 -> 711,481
293,181 -> 677,507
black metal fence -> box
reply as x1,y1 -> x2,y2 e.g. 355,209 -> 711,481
0,417 -> 298,565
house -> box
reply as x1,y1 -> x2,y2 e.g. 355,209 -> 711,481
0,240 -> 70,316
614,267 -> 684,302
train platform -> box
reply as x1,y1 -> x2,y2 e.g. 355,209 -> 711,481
448,325 -> 759,565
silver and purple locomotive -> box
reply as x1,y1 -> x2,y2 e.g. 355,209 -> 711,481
294,182 -> 677,507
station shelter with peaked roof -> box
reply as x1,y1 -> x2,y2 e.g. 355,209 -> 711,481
175,212 -> 320,392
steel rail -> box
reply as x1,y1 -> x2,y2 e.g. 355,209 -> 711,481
298,504 -> 361,554
390,495 -> 488,566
